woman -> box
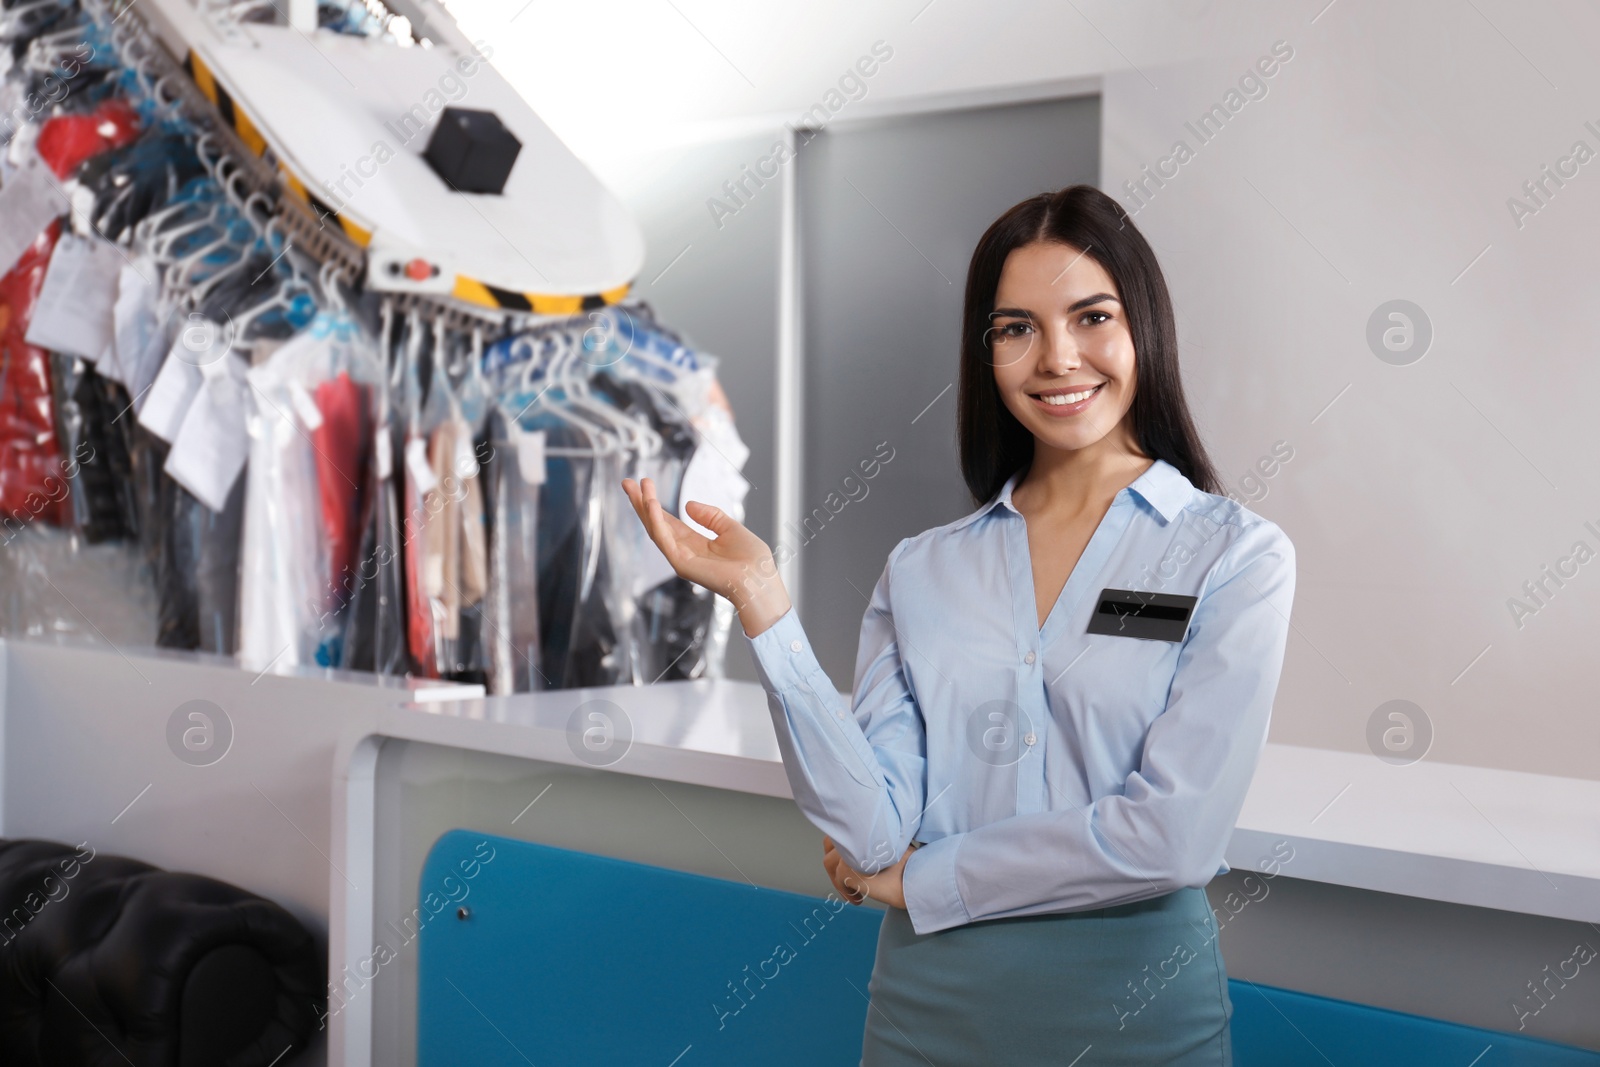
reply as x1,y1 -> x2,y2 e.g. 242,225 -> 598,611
623,184 -> 1295,1066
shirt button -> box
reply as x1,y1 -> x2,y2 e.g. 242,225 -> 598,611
790,639 -> 803,653
1024,732 -> 1037,746
1023,651 -> 1036,665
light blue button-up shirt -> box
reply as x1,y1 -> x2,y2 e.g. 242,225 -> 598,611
745,457 -> 1296,935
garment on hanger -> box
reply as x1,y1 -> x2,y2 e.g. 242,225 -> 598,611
238,308 -> 381,671
48,352 -> 136,542
0,221 -> 66,530
589,371 -> 713,684
478,304 -> 748,691
341,304 -> 407,676
312,370 -> 371,620
34,97 -> 140,179
480,405 -> 543,693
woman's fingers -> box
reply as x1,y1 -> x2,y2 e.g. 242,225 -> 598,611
621,478 -> 653,527
840,870 -> 866,903
623,478 -> 709,567
820,836 -> 865,904
683,499 -> 734,536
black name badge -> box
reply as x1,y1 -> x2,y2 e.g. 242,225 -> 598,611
1086,588 -> 1199,643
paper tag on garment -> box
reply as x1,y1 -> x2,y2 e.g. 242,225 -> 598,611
199,346 -> 233,384
165,357 -> 249,512
513,427 -> 546,485
374,424 -> 393,481
678,446 -> 751,539
24,233 -> 125,359
5,120 -> 40,169
66,180 -> 98,238
0,152 -> 69,277
405,437 -> 438,493
137,345 -> 204,443
288,379 -> 324,431
694,406 -> 751,471
113,258 -> 164,402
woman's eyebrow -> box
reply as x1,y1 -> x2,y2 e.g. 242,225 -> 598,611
1067,292 -> 1119,312
990,294 -> 1120,319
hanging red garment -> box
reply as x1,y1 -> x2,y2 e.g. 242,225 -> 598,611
35,98 -> 141,179
0,219 -> 66,527
0,99 -> 143,528
402,433 -> 437,678
311,372 -> 370,606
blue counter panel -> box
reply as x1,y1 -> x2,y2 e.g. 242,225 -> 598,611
417,830 -> 1600,1066
417,829 -> 884,1065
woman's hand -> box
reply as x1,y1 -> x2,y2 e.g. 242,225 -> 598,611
823,836 -> 917,910
621,476 -> 792,637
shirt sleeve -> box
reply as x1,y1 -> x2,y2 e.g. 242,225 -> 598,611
744,541 -> 927,876
901,519 -> 1296,935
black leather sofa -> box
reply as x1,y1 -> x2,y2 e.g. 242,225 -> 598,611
0,838 -> 323,1066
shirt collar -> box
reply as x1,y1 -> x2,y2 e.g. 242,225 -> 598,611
956,457 -> 1194,529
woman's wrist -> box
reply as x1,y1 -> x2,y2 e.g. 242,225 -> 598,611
734,558 -> 792,637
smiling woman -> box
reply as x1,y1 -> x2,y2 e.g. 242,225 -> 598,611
957,185 -> 1221,506
623,183 -> 1296,1066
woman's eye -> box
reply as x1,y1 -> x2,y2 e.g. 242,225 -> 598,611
1001,322 -> 1031,337
1080,311 -> 1110,326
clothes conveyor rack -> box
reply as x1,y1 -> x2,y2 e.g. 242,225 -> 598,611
0,0 -> 750,693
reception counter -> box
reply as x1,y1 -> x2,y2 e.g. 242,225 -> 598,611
2,635 -> 1597,1063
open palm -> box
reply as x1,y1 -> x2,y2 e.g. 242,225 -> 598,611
621,477 -> 791,634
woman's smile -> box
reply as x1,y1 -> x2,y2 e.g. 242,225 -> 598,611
1028,382 -> 1105,415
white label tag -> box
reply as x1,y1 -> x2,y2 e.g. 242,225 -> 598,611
514,427 -> 546,485
30,227 -> 125,361
696,406 -> 751,471
137,347 -> 204,443
113,259 -> 165,403
678,442 -> 751,539
288,379 -> 324,430
405,436 -> 438,493
165,357 -> 249,512
199,347 -> 232,383
0,153 -> 69,277
66,180 -> 98,238
375,424 -> 392,481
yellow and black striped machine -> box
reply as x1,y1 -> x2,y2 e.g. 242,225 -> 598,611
127,0 -> 641,321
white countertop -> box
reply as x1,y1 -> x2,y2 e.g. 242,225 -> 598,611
1229,742 -> 1600,923
393,677 -> 1600,924
6,633 -> 1596,925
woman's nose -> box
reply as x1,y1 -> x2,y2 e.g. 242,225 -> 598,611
1035,325 -> 1080,373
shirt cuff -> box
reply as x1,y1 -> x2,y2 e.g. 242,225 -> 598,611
744,606 -> 826,695
901,832 -> 970,935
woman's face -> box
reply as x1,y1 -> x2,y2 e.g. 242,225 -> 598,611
987,241 -> 1139,457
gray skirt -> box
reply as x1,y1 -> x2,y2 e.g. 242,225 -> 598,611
861,887 -> 1231,1067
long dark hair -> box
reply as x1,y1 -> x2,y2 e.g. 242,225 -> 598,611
956,184 -> 1222,504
